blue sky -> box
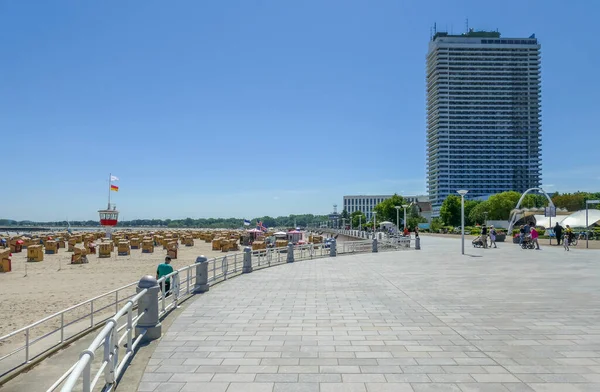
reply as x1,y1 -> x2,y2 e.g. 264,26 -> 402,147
1,0 -> 598,221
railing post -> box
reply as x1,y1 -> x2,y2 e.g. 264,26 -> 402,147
60,313 -> 64,343
286,242 -> 294,263
126,308 -> 133,353
186,268 -> 190,294
25,328 -> 30,362
135,276 -> 162,341
372,238 -> 378,253
82,356 -> 92,392
415,236 -> 421,250
173,273 -> 180,308
243,247 -> 253,273
194,256 -> 209,293
103,321 -> 114,384
329,238 -> 336,257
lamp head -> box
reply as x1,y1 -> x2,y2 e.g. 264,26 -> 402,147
401,204 -> 409,208
457,190 -> 469,196
394,206 -> 401,210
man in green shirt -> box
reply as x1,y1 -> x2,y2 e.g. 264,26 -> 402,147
156,256 -> 174,295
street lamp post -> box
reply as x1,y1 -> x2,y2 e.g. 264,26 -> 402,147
484,212 -> 488,226
395,206 -> 401,235
359,215 -> 362,232
457,190 -> 469,255
373,212 -> 377,236
586,199 -> 599,249
342,218 -> 346,231
402,204 -> 409,230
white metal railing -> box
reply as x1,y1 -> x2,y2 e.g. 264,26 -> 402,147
55,289 -> 148,392
39,238 -> 397,392
0,281 -> 140,376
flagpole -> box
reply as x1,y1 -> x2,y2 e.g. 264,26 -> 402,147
108,173 -> 111,210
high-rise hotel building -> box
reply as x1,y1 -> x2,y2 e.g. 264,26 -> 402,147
426,29 -> 541,216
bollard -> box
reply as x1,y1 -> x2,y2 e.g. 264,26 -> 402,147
415,236 -> 421,250
136,275 -> 162,341
193,256 -> 209,293
372,238 -> 378,253
286,242 -> 294,263
329,238 -> 336,257
242,247 -> 253,273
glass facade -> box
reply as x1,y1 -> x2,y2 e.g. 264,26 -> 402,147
426,33 -> 542,216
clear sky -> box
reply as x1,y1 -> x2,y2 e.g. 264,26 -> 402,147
1,0 -> 598,221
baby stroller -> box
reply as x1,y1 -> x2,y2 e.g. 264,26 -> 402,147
521,234 -> 535,249
472,236 -> 484,248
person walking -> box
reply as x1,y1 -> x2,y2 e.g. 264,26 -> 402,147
156,256 -> 174,295
530,225 -> 541,250
519,225 -> 525,244
554,222 -> 563,246
480,224 -> 488,248
565,225 -> 574,245
563,232 -> 570,251
489,225 -> 497,248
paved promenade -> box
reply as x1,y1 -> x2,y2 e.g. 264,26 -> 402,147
138,237 -> 600,392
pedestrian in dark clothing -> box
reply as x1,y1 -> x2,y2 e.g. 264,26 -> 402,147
554,223 -> 563,245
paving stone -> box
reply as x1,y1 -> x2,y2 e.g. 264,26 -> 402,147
225,382 -> 274,392
135,237 -> 600,391
273,382 -> 319,392
180,383 -> 230,392
320,383 -> 367,392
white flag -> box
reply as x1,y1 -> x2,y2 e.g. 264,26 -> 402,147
110,175 -> 119,181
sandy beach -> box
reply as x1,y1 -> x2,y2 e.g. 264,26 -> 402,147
0,236 -> 246,350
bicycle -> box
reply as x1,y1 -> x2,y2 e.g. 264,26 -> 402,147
578,231 -> 596,241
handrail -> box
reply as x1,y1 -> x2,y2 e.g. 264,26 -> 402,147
0,281 -> 138,341
58,290 -> 148,392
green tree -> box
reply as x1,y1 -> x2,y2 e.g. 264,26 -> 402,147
373,194 -> 407,226
407,215 -> 427,230
485,191 -> 521,220
468,201 -> 489,225
552,192 -> 590,212
430,217 -> 443,232
340,209 -> 349,220
350,211 -> 367,229
440,195 -> 462,226
464,200 -> 481,226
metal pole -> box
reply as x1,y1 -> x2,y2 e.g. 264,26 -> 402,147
395,207 -> 400,234
586,203 -> 589,249
108,173 -> 111,209
461,195 -> 465,255
404,207 -> 407,230
549,215 -> 552,245
373,212 -> 376,234
359,216 -> 362,231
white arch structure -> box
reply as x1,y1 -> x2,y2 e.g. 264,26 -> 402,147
507,187 -> 555,233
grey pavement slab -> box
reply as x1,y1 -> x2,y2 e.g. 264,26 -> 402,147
136,236 -> 600,392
